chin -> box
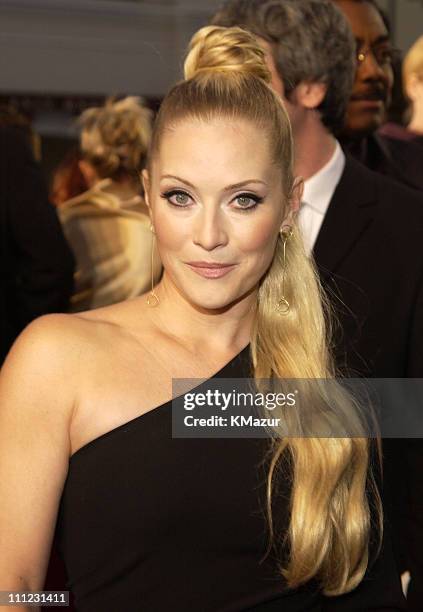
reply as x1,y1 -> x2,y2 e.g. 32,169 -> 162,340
181,282 -> 256,312
187,293 -> 242,312
169,267 -> 261,311
346,113 -> 385,137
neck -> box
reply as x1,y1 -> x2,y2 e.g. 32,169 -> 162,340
293,115 -> 337,180
147,272 -> 255,357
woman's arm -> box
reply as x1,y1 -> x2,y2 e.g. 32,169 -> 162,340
0,315 -> 76,610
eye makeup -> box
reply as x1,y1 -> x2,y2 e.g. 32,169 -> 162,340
160,189 -> 265,212
232,193 -> 264,212
160,189 -> 193,207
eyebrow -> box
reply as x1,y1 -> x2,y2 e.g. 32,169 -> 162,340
160,174 -> 268,191
355,34 -> 390,46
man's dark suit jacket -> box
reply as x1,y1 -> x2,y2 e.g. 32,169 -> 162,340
313,155 -> 423,611
341,133 -> 423,191
0,126 -> 75,365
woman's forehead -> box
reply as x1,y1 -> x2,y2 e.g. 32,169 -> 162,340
151,117 -> 278,184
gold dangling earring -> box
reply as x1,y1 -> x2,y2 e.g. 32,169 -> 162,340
147,223 -> 159,307
276,227 -> 293,315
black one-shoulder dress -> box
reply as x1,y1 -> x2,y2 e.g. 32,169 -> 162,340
55,345 -> 405,611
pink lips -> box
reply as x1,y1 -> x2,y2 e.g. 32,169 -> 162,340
186,261 -> 237,279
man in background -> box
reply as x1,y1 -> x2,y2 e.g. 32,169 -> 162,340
212,0 -> 423,608
0,122 -> 75,365
333,0 -> 423,190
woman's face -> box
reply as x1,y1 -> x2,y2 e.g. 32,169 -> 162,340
143,117 -> 296,311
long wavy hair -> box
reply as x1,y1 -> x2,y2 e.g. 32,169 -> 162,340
148,25 -> 382,596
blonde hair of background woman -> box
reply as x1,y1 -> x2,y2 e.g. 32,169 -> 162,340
403,35 -> 423,96
79,96 -> 153,181
148,25 -> 382,596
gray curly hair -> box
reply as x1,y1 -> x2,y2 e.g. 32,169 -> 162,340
211,0 -> 356,135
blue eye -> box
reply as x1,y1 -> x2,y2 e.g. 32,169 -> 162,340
234,193 -> 263,211
161,190 -> 192,207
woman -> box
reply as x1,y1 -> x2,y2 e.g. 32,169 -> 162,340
58,97 -> 161,312
380,36 -> 423,147
0,26 -> 405,611
403,35 -> 423,143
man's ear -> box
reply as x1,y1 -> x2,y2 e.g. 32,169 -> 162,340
295,81 -> 327,110
281,176 -> 304,231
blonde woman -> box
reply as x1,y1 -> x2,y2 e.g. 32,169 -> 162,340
403,35 -> 423,142
0,26 -> 405,612
58,97 -> 161,312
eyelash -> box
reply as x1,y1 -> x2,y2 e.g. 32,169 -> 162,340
160,189 -> 264,212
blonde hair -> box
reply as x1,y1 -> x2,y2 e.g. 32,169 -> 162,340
403,35 -> 423,93
150,25 -> 382,595
79,97 -> 153,180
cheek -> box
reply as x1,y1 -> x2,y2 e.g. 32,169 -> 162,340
238,216 -> 278,252
236,215 -> 280,273
153,207 -> 189,252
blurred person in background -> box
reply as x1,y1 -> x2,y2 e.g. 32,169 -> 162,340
58,97 -> 161,312
50,146 -> 88,206
379,36 -> 423,146
401,36 -> 423,145
0,105 -> 42,161
0,120 -> 75,366
212,0 -> 423,609
333,0 -> 423,190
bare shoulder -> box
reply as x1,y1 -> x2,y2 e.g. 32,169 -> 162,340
0,314 -> 84,419
71,296 -> 154,351
1,314 -> 77,376
0,303 -> 146,439
1,312 -> 105,378
6,298 -> 145,360
0,306 -> 128,397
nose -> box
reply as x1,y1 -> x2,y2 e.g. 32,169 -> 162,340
192,206 -> 229,251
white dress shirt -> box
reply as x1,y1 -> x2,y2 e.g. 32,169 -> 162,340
298,140 -> 346,255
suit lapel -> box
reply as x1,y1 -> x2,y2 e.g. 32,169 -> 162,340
313,156 -> 378,275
